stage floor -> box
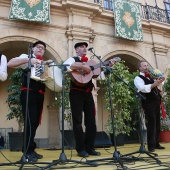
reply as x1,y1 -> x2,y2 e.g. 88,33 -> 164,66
0,143 -> 170,170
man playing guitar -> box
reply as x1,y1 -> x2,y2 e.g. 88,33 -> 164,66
64,42 -> 116,157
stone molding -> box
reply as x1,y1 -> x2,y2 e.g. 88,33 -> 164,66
0,36 -> 63,63
152,47 -> 168,56
66,24 -> 96,42
103,50 -> 144,61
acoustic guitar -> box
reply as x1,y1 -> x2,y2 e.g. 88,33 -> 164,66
69,57 -> 121,87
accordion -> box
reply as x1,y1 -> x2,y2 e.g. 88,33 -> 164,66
31,63 -> 62,92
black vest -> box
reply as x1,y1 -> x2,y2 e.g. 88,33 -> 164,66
22,56 -> 45,92
138,75 -> 161,102
70,57 -> 94,91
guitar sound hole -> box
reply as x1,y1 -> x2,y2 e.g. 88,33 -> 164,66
90,66 -> 94,70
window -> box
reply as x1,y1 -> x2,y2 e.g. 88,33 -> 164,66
164,0 -> 170,10
104,0 -> 114,11
164,0 -> 170,21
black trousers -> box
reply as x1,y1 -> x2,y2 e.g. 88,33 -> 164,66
142,100 -> 161,149
20,90 -> 44,154
69,90 -> 96,153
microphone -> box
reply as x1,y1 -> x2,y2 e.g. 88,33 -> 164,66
88,47 -> 93,51
29,43 -> 33,48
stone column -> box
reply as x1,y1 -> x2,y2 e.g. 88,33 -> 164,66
152,47 -> 168,75
151,28 -> 168,73
92,80 -> 100,127
48,92 -> 61,148
65,8 -> 96,57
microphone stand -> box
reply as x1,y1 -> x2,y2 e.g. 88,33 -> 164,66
0,44 -> 49,169
104,73 -> 161,164
88,48 -> 161,168
87,48 -> 132,170
123,94 -> 162,164
41,64 -> 97,169
18,44 -> 33,169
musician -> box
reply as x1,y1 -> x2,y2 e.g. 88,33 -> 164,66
134,60 -> 165,152
7,41 -> 46,162
64,42 -> 115,157
0,53 -> 8,81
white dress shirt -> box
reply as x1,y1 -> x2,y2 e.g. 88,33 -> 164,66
134,72 -> 152,93
14,54 -> 36,69
0,54 -> 8,81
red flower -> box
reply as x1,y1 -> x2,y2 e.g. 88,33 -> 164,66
81,56 -> 88,62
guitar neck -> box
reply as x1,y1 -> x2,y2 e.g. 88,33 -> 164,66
92,61 -> 110,70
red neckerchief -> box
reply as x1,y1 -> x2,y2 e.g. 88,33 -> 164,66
144,73 -> 150,78
36,55 -> 43,61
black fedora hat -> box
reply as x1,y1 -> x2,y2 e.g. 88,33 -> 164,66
74,42 -> 88,49
33,40 -> 46,48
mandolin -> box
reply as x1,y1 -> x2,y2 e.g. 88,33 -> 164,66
69,57 -> 121,87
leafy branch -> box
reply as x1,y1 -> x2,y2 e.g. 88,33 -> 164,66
6,68 -> 23,132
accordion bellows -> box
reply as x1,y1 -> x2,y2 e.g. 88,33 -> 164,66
31,64 -> 62,92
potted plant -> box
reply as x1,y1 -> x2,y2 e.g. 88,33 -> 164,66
101,61 -> 135,146
160,116 -> 170,142
160,71 -> 170,142
6,68 -> 24,151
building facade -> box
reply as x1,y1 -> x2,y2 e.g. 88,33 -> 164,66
0,0 -> 170,148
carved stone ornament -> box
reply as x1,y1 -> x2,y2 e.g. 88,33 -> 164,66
25,0 -> 41,8
122,12 -> 135,28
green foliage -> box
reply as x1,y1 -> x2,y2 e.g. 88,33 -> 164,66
127,71 -> 140,128
101,61 -> 137,136
161,71 -> 170,131
55,73 -> 70,108
6,68 -> 23,132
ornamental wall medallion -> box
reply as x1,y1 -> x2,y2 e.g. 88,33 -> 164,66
25,0 -> 41,8
122,12 -> 135,28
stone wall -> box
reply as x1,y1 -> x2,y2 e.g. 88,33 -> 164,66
0,0 -> 169,148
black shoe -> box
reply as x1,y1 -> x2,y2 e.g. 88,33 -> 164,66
26,154 -> 38,162
87,149 -> 101,156
78,151 -> 89,157
148,148 -> 155,152
156,144 -> 165,149
32,151 -> 43,159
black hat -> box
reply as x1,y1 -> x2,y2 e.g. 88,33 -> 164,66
32,40 -> 46,48
74,42 -> 88,49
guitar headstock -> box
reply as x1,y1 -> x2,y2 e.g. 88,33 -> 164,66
109,57 -> 121,65
113,57 -> 121,62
